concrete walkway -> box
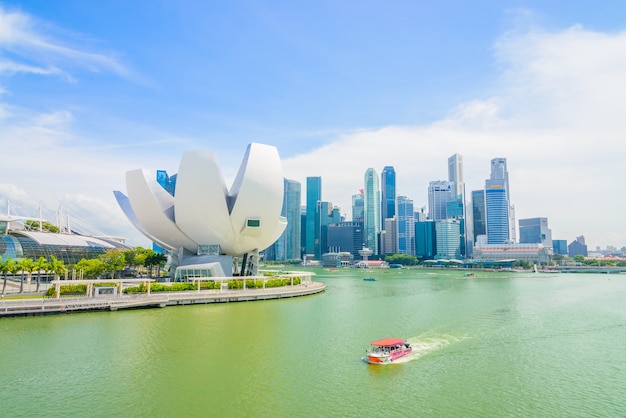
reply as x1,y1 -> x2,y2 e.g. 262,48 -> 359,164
0,281 -> 326,318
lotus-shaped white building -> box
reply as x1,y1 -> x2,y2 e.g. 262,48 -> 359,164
114,143 -> 287,277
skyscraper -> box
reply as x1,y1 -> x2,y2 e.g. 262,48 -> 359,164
428,180 -> 453,221
471,190 -> 486,243
352,192 -> 364,222
156,170 -> 177,196
305,176 -> 321,257
381,166 -> 396,229
363,168 -> 381,255
447,153 -> 464,201
397,196 -> 415,255
281,179 -> 302,260
485,158 -> 511,244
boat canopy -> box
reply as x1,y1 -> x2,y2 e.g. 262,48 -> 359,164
370,338 -> 406,347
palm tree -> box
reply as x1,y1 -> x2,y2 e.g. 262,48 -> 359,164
17,258 -> 34,293
34,256 -> 47,292
1,258 -> 18,296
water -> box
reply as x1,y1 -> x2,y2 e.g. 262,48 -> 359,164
1,269 -> 625,417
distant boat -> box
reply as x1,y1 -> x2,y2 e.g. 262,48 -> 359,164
363,277 -> 376,281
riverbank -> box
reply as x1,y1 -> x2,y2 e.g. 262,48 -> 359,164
0,280 -> 325,318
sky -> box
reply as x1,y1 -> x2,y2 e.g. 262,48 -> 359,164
1,0 -> 626,250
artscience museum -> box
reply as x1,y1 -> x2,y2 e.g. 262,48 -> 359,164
114,143 -> 287,279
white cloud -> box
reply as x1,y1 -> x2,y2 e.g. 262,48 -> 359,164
0,6 -> 127,79
283,25 -> 626,249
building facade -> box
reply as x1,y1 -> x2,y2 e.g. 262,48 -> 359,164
305,176 -> 322,258
363,168 -> 381,255
485,158 -> 512,244
428,180 -> 454,221
519,217 -> 552,248
397,196 -> 415,256
381,166 -> 396,229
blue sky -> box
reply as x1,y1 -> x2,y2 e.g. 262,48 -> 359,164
1,1 -> 626,249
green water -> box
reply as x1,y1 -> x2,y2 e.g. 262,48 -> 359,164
1,269 -> 625,417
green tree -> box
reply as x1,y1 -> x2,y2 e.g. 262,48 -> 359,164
0,258 -> 18,296
384,254 -> 419,266
33,256 -> 48,292
17,258 -> 35,293
75,258 -> 106,279
47,256 -> 66,281
573,254 -> 586,263
99,250 -> 126,279
145,253 -> 168,278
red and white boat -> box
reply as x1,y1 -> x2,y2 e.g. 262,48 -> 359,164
364,338 -> 413,364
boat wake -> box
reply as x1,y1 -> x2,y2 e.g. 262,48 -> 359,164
391,335 -> 465,364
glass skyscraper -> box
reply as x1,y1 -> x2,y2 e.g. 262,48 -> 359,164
305,176 -> 321,257
281,179 -> 301,260
471,190 -> 486,243
397,196 -> 415,255
381,166 -> 396,229
485,158 -> 511,244
363,168 -> 380,255
352,192 -> 364,222
447,153 -> 464,201
428,180 -> 453,221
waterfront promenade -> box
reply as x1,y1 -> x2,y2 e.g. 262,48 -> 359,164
0,272 -> 324,317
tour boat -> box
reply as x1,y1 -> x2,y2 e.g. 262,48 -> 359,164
363,277 -> 376,281
364,338 -> 412,364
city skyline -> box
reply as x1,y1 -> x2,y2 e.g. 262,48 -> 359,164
1,2 -> 626,249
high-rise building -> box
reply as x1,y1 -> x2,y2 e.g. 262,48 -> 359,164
327,221 -> 364,258
471,190 -> 486,243
519,217 -> 552,248
397,196 -> 415,255
447,153 -> 464,201
305,176 -> 321,257
281,179 -> 302,260
381,217 -> 397,255
352,192 -> 364,222
363,168 -> 381,255
316,201 -> 342,259
428,180 -> 453,221
415,220 -> 436,259
435,219 -> 462,260
485,158 -> 512,244
381,166 -> 396,229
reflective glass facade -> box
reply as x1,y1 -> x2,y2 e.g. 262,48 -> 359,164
381,166 -> 396,228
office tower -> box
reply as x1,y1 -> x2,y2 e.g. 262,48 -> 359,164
435,219 -> 462,259
415,220 -> 436,259
280,179 -> 302,260
519,217 -> 552,248
305,176 -> 322,257
327,221 -> 364,258
485,158 -> 511,244
156,170 -> 177,196
397,196 -> 415,255
352,192 -> 364,222
363,168 -> 381,255
381,217 -> 397,255
428,180 -> 453,221
447,153 -> 464,201
316,202 -> 342,259
552,239 -> 568,255
471,190 -> 486,243
381,166 -> 396,229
